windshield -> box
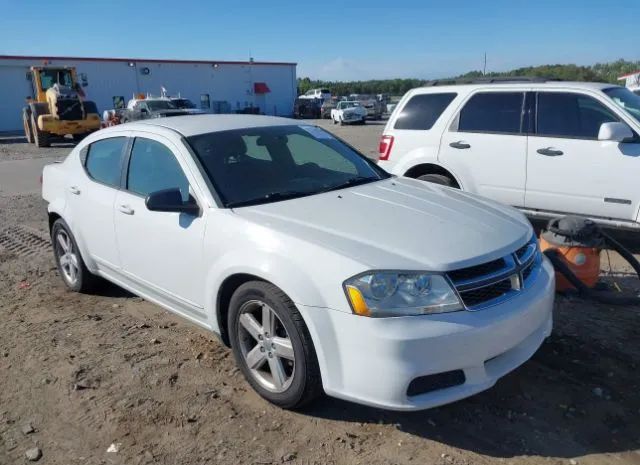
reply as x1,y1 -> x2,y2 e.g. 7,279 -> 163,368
172,99 -> 196,109
186,125 -> 389,208
39,69 -> 74,91
603,87 -> 640,124
339,102 -> 359,109
146,100 -> 177,111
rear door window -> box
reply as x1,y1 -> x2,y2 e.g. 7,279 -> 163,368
536,92 -> 620,139
394,93 -> 457,130
84,137 -> 126,187
458,92 -> 524,134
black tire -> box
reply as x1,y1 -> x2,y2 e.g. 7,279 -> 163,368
51,219 -> 99,293
361,118 -> 366,125
228,281 -> 322,409
417,173 -> 457,187
72,133 -> 88,142
22,109 -> 34,143
31,113 -> 50,148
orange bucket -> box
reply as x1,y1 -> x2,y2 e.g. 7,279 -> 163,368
539,236 -> 600,291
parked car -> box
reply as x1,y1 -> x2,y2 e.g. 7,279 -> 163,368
42,114 -> 554,411
170,97 -> 208,114
379,80 -> 640,231
331,101 -> 367,125
293,98 -> 322,119
350,94 -> 383,119
299,88 -> 331,101
118,97 -> 192,123
320,99 -> 336,119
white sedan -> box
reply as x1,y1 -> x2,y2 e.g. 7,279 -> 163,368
42,115 -> 554,411
331,101 -> 367,125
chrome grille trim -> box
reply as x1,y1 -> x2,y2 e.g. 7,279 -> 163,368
447,236 -> 541,310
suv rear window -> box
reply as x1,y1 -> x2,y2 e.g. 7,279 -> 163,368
394,93 -> 456,130
458,92 -> 524,134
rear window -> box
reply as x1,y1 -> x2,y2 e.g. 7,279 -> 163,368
84,137 -> 126,187
394,93 -> 456,130
458,92 -> 524,134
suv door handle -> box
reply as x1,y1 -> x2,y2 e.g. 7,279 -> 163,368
449,141 -> 471,149
68,186 -> 80,195
537,147 -> 564,156
118,204 -> 135,215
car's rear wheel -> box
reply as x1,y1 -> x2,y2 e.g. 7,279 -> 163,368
417,173 -> 456,187
52,219 -> 98,292
228,281 -> 322,409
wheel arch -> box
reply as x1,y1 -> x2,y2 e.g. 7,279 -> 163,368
404,163 -> 462,189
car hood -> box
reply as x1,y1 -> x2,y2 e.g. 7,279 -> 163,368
233,177 -> 532,271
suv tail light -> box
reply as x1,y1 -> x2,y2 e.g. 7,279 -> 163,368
378,135 -> 394,161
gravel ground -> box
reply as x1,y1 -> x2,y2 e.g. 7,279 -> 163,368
1,122 -> 640,465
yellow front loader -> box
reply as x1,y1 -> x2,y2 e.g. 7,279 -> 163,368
22,66 -> 101,147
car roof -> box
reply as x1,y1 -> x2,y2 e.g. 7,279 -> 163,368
411,81 -> 620,93
114,114 -> 302,137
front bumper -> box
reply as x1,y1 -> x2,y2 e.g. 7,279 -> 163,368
299,258 -> 555,411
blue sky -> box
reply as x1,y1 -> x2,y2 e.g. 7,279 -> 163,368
1,0 -> 638,81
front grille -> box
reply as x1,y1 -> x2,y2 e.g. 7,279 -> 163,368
447,258 -> 506,283
458,278 -> 513,308
446,237 -> 540,310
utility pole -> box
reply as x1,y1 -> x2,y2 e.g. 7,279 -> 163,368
483,53 -> 487,76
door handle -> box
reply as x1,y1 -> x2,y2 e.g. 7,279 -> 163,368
449,141 -> 471,149
68,186 -> 80,195
118,204 -> 135,215
537,147 -> 564,156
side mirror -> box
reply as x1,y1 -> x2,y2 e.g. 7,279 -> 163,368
598,122 -> 634,142
145,188 -> 200,215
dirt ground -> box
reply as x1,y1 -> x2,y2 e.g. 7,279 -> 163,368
1,121 -> 639,465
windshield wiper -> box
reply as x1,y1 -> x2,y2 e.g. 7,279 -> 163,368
227,190 -> 312,208
318,176 -> 378,194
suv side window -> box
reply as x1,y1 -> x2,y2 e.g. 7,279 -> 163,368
458,92 -> 524,134
394,93 -> 457,130
127,138 -> 190,201
536,92 -> 620,139
84,137 -> 126,187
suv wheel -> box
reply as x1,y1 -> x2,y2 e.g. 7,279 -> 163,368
417,174 -> 456,188
228,281 -> 322,409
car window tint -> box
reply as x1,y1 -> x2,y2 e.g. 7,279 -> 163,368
288,133 -> 358,174
537,92 -> 619,139
84,137 -> 125,187
458,92 -> 523,134
127,138 -> 190,201
394,93 -> 456,130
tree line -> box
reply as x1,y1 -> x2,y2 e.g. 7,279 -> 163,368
297,59 -> 640,96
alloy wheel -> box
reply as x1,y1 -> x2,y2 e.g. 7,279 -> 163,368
237,300 -> 295,393
55,229 -> 80,285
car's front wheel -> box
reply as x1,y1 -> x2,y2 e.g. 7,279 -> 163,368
52,219 -> 98,292
228,281 -> 322,409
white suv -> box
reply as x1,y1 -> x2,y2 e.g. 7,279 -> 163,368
378,80 -> 640,230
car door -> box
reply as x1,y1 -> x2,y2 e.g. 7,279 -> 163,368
113,133 -> 207,319
525,91 -> 640,221
439,91 -> 528,207
66,136 -> 128,271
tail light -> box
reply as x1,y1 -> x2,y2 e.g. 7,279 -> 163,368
378,135 -> 394,161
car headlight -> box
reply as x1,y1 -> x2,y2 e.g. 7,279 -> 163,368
344,271 -> 463,317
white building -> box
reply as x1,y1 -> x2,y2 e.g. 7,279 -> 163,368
0,55 -> 297,132
618,70 -> 640,95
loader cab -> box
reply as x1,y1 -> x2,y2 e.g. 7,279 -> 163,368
28,67 -> 78,102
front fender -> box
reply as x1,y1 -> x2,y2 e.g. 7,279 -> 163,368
204,248 -> 329,334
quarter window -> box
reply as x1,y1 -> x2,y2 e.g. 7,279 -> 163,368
458,92 -> 524,134
84,137 -> 126,187
127,138 -> 190,201
394,93 -> 457,130
536,92 -> 620,139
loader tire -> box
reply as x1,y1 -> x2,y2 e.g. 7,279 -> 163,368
31,114 -> 51,148
23,109 -> 34,144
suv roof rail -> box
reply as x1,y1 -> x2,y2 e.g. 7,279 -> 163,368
424,76 -> 564,86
